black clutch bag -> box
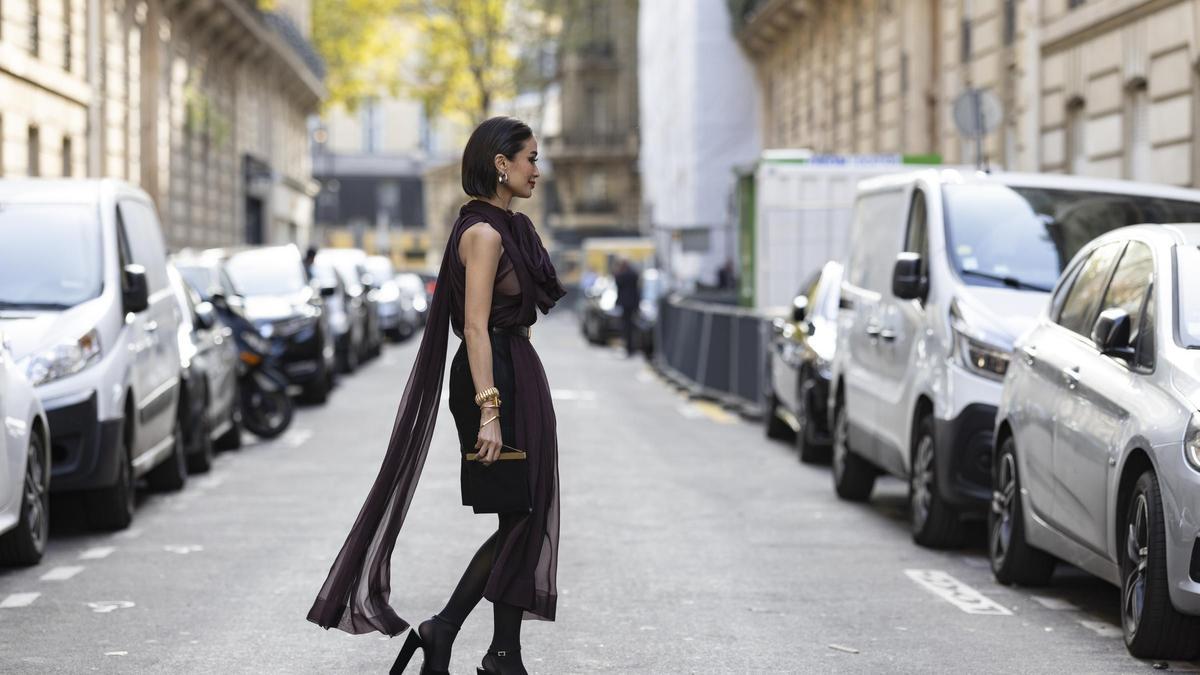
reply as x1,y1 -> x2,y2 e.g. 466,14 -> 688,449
462,444 -> 532,514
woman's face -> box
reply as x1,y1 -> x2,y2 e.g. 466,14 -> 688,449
497,136 -> 540,200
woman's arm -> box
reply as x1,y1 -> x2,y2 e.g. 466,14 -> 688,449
460,222 -> 505,464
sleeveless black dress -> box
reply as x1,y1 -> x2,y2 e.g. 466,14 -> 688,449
306,200 -> 565,636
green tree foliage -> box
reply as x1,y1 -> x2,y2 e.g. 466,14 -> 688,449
312,0 -> 408,110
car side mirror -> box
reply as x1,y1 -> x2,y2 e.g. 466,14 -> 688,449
1092,307 -> 1135,360
122,264 -> 150,314
319,284 -> 337,298
194,301 -> 216,329
791,295 -> 809,323
892,252 -> 928,301
209,291 -> 229,309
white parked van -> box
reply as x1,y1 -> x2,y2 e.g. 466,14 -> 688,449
829,169 -> 1200,548
0,180 -> 187,531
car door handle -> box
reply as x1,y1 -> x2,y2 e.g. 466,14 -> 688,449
865,324 -> 881,339
879,328 -> 897,342
1063,365 -> 1081,389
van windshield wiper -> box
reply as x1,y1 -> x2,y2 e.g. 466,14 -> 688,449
959,269 -> 1053,293
0,300 -> 71,310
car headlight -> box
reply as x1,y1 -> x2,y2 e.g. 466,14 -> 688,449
950,301 -> 1010,381
376,283 -> 401,304
21,328 -> 102,387
1186,413 -> 1200,472
598,288 -> 617,312
412,295 -> 428,313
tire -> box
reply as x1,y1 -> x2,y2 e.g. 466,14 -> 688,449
85,419 -> 135,531
763,390 -> 794,441
242,378 -> 294,439
303,363 -> 331,404
988,437 -> 1055,586
215,409 -> 242,450
184,387 -> 214,474
910,416 -> 964,549
1120,470 -> 1200,660
340,342 -> 359,374
796,375 -> 831,464
0,432 -> 49,566
146,427 -> 187,492
831,403 -> 876,502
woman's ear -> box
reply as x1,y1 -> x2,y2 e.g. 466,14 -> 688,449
493,153 -> 508,173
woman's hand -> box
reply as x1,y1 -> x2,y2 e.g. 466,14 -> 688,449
475,410 -> 503,465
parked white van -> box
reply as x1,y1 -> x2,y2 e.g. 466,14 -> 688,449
0,180 -> 186,531
829,169 -> 1200,548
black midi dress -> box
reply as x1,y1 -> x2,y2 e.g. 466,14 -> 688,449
306,200 -> 566,635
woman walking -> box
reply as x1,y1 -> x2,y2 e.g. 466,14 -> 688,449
307,117 -> 565,675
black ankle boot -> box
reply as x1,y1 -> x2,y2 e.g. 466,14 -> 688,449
391,614 -> 459,675
477,646 -> 527,675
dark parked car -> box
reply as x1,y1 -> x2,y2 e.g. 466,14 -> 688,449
316,248 -> 383,362
311,260 -> 365,373
764,261 -> 843,463
167,263 -> 241,470
221,245 -> 337,404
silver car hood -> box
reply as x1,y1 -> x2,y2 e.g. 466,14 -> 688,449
953,284 -> 1050,347
0,296 -> 109,360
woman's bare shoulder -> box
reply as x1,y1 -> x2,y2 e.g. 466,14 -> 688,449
459,221 -> 502,262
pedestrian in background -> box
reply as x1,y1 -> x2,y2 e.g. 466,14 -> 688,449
307,116 -> 566,675
614,257 -> 641,357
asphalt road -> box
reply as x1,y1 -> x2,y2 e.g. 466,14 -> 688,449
1,311 -> 1198,674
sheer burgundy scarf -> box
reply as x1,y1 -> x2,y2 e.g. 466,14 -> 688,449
306,200 -> 564,636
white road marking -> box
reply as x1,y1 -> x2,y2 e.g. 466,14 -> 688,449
88,601 -> 135,614
1031,596 -> 1079,611
80,546 -> 116,560
41,566 -> 85,581
550,389 -> 597,401
281,429 -> 313,448
0,593 -> 40,608
676,403 -> 704,419
194,476 -> 224,490
115,528 -> 143,540
104,651 -> 128,656
163,544 -> 204,554
1079,620 -> 1123,638
828,644 -> 860,654
904,569 -> 1013,616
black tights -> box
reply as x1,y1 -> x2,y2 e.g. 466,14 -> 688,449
438,513 -> 525,651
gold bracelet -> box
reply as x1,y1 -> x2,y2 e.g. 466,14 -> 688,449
479,414 -> 500,429
474,387 -> 500,406
480,402 -> 500,409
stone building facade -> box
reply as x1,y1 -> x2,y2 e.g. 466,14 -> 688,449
544,0 -> 641,241
734,0 -> 1200,188
0,0 -> 324,249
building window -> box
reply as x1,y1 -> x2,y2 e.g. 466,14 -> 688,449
961,18 -> 972,63
28,0 -> 39,57
361,98 -> 379,154
1069,0 -> 1086,7
1003,0 -> 1016,46
1067,99 -> 1087,175
61,135 -> 71,177
27,125 -> 39,176
62,0 -> 71,72
1125,80 -> 1149,181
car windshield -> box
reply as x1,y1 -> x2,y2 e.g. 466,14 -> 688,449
942,184 -> 1200,292
1175,246 -> 1200,348
175,263 -> 220,299
225,249 -> 308,296
0,204 -> 103,309
311,262 -> 340,288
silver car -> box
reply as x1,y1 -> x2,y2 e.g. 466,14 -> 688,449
992,224 -> 1200,660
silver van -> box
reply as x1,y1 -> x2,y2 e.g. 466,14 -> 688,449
0,180 -> 186,531
829,169 -> 1200,548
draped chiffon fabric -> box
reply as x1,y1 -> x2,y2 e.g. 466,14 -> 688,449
306,200 -> 566,636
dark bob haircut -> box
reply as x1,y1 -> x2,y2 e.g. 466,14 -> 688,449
461,116 -> 534,199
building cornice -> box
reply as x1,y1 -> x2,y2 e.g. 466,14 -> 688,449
0,43 -> 92,107
1040,0 -> 1184,54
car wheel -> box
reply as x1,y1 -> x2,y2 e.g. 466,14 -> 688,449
215,409 -> 242,450
147,426 -> 187,492
185,393 -> 214,474
910,416 -> 964,549
832,403 -> 875,502
988,437 -> 1055,585
1121,470 -> 1200,660
85,419 -> 135,531
303,363 -> 331,404
796,375 -> 831,464
0,432 -> 49,565
763,390 -> 794,441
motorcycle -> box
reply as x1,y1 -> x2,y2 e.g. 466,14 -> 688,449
210,293 -> 294,440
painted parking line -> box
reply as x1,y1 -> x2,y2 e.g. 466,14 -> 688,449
691,401 -> 736,424
0,593 -> 40,608
1031,596 -> 1079,611
281,429 -> 313,448
80,547 -> 116,561
904,569 -> 1013,616
1079,620 -> 1122,638
40,566 -> 85,581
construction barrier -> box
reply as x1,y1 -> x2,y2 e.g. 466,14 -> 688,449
653,294 -> 770,418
